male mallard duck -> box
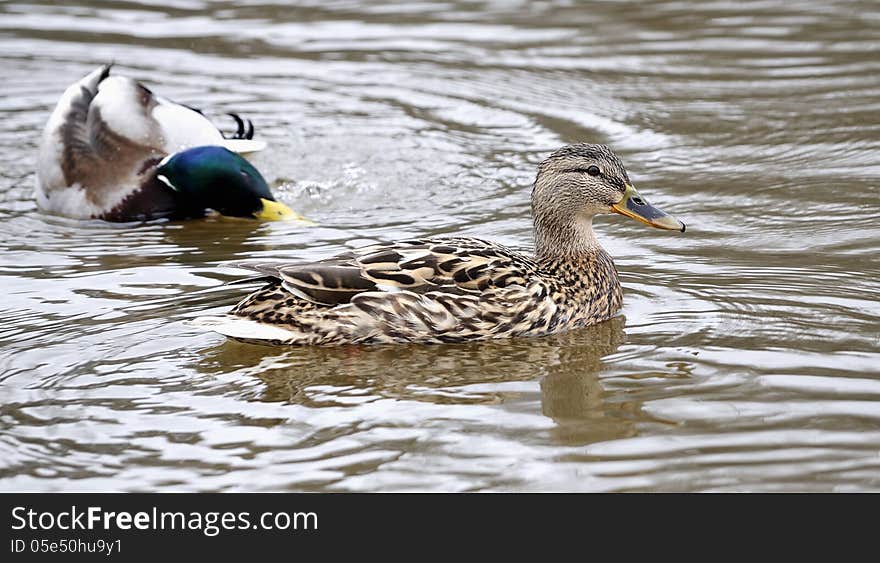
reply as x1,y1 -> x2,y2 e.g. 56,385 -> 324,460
193,144 -> 685,345
36,64 -> 298,222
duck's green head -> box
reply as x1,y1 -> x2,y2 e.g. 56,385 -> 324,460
156,146 -> 298,220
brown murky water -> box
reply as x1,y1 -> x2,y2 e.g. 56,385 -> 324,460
1,0 -> 879,491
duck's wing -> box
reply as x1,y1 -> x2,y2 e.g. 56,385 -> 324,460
37,65 -> 112,202
233,237 -> 537,307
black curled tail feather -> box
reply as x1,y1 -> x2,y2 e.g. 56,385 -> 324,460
226,113 -> 255,140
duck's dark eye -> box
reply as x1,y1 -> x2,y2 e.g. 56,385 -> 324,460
587,165 -> 601,176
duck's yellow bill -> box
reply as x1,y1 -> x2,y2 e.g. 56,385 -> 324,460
254,198 -> 314,224
611,185 -> 685,232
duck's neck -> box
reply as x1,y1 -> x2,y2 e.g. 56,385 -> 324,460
534,211 -> 622,324
534,212 -> 604,264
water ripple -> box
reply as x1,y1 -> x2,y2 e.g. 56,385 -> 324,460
0,0 -> 878,491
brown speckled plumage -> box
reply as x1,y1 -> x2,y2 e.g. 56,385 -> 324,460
195,144 -> 681,345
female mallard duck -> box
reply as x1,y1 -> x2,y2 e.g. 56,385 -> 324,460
193,144 -> 685,345
36,64 -> 298,222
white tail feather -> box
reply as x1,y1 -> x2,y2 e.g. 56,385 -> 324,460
186,316 -> 297,341
219,139 -> 267,154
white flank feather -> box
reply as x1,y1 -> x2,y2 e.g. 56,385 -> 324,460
34,180 -> 111,219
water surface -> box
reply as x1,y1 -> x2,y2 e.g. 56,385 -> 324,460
1,0 -> 879,491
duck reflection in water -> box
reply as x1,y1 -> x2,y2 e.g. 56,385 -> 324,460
193,315 -> 639,446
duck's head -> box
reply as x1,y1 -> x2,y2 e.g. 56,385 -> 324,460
532,143 -> 684,257
155,146 -> 299,221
